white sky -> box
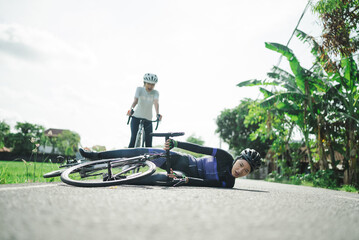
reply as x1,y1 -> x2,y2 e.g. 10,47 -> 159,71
0,0 -> 322,150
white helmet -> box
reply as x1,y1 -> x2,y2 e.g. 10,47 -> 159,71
143,73 -> 158,84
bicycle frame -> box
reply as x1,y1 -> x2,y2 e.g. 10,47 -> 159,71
127,110 -> 160,147
134,119 -> 145,147
78,154 -> 160,179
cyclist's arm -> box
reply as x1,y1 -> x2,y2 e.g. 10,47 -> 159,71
127,98 -> 138,116
153,99 -> 161,119
130,98 -> 138,109
128,87 -> 141,112
176,141 -> 232,160
168,170 -> 230,188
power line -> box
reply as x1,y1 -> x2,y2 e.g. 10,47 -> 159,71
263,0 -> 312,98
275,0 -> 312,68
254,0 -> 313,101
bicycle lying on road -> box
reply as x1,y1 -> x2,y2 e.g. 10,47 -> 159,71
127,109 -> 160,148
43,132 -> 190,187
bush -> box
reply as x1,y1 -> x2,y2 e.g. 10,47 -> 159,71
340,185 -> 358,193
267,169 -> 342,189
301,170 -> 339,189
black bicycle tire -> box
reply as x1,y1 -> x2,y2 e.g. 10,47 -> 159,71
43,169 -> 65,178
60,159 -> 156,187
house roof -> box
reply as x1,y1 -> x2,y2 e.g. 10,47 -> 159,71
44,128 -> 68,137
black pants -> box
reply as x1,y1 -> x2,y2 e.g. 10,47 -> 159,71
128,117 -> 153,148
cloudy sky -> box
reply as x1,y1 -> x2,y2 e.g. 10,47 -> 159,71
0,0 -> 322,150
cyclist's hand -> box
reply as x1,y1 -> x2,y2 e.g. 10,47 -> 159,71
167,168 -> 189,185
164,139 -> 177,150
167,168 -> 176,179
157,114 -> 162,121
127,109 -> 134,116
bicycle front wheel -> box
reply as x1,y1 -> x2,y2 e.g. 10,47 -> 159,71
61,159 -> 156,187
43,169 -> 64,178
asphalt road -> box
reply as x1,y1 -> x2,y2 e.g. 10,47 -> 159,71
1,179 -> 358,240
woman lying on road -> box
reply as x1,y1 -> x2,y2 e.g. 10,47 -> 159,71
79,139 -> 261,188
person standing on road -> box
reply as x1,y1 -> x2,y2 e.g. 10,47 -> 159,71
127,73 -> 162,148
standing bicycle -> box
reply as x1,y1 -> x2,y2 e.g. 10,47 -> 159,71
127,73 -> 162,148
127,109 -> 160,148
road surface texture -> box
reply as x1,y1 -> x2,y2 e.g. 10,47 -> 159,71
1,179 -> 358,240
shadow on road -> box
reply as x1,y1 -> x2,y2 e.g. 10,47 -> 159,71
234,188 -> 269,193
59,183 -> 269,193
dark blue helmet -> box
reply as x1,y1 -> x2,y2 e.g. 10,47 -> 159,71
233,148 -> 261,172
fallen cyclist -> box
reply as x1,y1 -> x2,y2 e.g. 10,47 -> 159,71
79,139 -> 261,188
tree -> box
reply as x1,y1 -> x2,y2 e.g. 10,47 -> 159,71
312,0 -> 359,186
0,121 -> 10,148
238,27 -> 359,185
56,130 -> 81,156
186,134 -> 205,146
92,145 -> 106,152
10,122 -> 46,155
215,98 -> 273,157
244,97 -> 300,176
313,0 -> 359,58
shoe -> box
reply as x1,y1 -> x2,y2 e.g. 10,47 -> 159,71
79,148 -> 100,160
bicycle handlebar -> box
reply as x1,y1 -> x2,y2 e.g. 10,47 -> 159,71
150,132 -> 185,138
126,109 -> 134,125
127,110 -> 160,130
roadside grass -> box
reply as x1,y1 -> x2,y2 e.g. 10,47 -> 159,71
0,159 -> 168,185
265,176 -> 359,193
0,160 -> 61,184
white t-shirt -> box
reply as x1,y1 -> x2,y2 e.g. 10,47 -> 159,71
133,87 -> 159,121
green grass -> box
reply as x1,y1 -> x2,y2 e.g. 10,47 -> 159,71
0,160 -> 62,184
0,159 -> 167,185
265,177 -> 359,193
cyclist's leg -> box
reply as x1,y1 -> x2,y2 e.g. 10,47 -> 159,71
128,117 -> 140,148
79,148 -> 149,160
99,148 -> 153,159
103,148 -> 180,168
159,154 -> 194,176
79,147 -> 189,169
126,171 -> 187,186
126,172 -> 169,185
143,120 -> 153,147
80,147 -> 169,167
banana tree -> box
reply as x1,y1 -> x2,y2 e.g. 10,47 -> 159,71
238,44 -> 323,172
297,29 -> 359,185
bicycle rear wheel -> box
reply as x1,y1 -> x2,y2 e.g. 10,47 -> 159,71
61,159 -> 156,187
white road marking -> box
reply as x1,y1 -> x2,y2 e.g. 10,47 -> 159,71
0,183 -> 62,191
